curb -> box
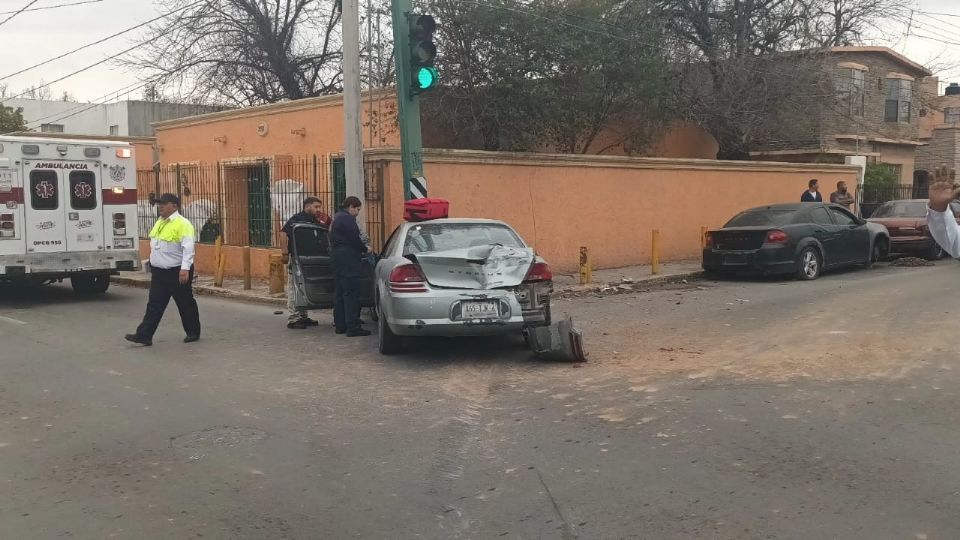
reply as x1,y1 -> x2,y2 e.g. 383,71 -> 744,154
113,269 -> 706,307
554,270 -> 705,295
111,276 -> 287,308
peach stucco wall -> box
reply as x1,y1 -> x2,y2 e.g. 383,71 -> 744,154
371,149 -> 861,273
142,150 -> 859,278
154,93 -> 398,164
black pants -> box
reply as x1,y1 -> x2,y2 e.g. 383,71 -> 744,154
331,247 -> 363,332
135,266 -> 201,339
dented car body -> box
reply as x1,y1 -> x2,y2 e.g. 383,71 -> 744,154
374,219 -> 553,354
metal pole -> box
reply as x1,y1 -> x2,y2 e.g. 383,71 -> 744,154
343,0 -> 366,230
391,0 -> 427,200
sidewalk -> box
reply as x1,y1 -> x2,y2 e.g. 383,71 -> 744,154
112,261 -> 704,307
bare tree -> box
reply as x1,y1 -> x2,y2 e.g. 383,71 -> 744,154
805,0 -> 910,46
128,0 -> 344,106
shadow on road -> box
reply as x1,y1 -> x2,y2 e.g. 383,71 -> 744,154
0,283 -> 127,308
388,332 -> 574,370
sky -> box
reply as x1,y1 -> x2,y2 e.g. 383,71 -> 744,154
0,0 -> 958,104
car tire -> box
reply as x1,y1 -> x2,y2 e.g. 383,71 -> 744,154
377,303 -> 403,355
71,273 -> 110,295
923,241 -> 944,261
864,238 -> 887,268
796,247 -> 821,281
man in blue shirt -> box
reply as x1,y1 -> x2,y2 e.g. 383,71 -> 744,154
329,196 -> 371,337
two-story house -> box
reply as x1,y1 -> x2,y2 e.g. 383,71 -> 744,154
751,46 -> 932,186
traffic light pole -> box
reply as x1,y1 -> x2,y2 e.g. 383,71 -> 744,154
391,0 -> 427,200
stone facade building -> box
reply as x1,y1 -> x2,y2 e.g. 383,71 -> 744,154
752,46 -> 932,185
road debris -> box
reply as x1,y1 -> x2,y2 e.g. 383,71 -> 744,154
889,257 -> 935,267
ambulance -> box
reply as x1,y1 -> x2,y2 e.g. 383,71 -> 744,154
0,135 -> 140,294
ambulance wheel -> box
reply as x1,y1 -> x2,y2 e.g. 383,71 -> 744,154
71,273 -> 110,295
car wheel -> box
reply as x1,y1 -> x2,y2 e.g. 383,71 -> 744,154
924,242 -> 945,261
377,303 -> 403,355
796,247 -> 821,281
864,238 -> 886,268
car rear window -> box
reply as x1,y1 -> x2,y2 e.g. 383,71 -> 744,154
725,209 -> 798,227
404,223 -> 524,255
872,201 -> 928,218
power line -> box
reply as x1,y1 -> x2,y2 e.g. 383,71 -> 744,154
0,0 -> 102,16
24,80 -> 148,127
0,0 -> 40,28
0,0 -> 204,83
0,36 -> 164,105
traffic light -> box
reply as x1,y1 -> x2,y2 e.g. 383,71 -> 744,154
408,14 -> 438,94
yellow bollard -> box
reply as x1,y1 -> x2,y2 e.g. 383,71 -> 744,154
242,246 -> 252,290
651,229 -> 661,275
269,255 -> 284,294
213,236 -> 225,288
579,246 -> 592,285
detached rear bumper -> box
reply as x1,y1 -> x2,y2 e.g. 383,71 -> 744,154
702,246 -> 796,274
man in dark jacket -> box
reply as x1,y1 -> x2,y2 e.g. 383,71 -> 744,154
281,197 -> 332,329
330,196 -> 371,337
801,179 -> 823,202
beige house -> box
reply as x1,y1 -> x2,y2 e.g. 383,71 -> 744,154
916,79 -> 960,188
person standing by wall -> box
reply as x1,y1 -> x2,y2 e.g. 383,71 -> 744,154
281,197 -> 332,329
801,179 -> 823,202
125,194 -> 200,346
329,196 -> 371,337
830,181 -> 855,209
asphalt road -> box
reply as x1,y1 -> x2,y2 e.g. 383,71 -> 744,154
2,261 -> 960,539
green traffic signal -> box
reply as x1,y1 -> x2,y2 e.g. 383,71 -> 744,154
416,66 -> 439,91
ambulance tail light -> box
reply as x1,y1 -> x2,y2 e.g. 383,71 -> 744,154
0,213 -> 15,239
113,212 -> 127,236
116,148 -> 132,159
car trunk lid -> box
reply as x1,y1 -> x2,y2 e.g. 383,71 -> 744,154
409,245 -> 535,289
868,217 -> 924,237
711,227 -> 771,251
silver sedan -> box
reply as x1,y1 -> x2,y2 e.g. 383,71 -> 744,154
374,218 -> 553,354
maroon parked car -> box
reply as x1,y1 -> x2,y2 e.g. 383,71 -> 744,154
867,199 -> 960,260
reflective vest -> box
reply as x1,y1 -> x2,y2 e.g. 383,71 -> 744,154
149,214 -> 195,243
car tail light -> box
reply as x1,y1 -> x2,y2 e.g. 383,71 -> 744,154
113,212 -> 127,236
0,213 -> 14,238
766,230 -> 789,244
704,232 -> 715,247
524,262 -> 553,283
389,263 -> 428,293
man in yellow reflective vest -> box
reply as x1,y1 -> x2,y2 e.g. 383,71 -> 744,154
125,193 -> 201,346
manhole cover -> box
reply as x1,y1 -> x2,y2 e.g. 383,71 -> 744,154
171,426 -> 268,451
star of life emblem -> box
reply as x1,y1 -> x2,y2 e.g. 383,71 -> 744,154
35,180 -> 56,199
73,182 -> 93,199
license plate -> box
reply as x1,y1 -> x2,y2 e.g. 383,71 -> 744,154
723,254 -> 748,265
462,301 -> 499,320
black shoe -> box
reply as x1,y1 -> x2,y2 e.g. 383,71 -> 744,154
303,318 -> 320,326
287,320 -> 309,329
184,335 -> 200,343
124,334 -> 152,346
335,327 -> 347,334
346,329 -> 372,337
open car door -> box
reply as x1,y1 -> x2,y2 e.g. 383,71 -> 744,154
290,223 -> 375,310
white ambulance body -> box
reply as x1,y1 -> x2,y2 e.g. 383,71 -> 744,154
0,135 -> 139,294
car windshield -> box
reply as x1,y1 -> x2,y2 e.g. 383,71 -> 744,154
403,223 -> 525,255
871,201 -> 928,218
725,209 -> 798,227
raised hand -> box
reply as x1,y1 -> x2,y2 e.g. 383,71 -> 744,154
928,165 -> 960,212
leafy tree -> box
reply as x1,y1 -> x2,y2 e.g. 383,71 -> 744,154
0,106 -> 26,133
420,0 -> 671,154
864,163 -> 900,189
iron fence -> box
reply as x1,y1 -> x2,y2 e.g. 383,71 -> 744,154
136,155 -> 386,251
856,184 -> 928,219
